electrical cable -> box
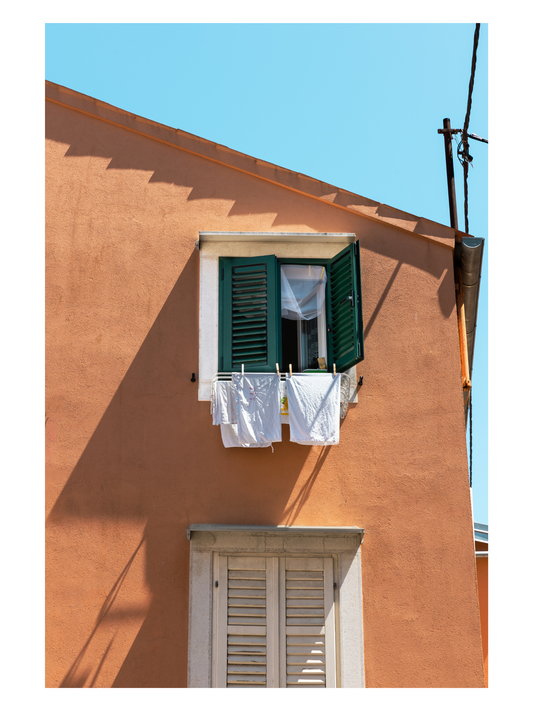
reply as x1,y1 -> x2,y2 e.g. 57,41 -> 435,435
461,23 -> 480,235
460,23 -> 481,489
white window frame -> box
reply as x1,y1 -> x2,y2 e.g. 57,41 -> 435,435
197,232 -> 357,402
187,524 -> 365,688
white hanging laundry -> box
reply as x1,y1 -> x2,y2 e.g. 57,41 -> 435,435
232,373 -> 282,445
286,373 -> 341,445
220,424 -> 272,449
212,380 -> 237,425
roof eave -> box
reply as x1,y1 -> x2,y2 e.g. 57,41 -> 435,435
46,80 -> 456,249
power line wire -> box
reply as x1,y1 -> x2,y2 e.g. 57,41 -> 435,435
461,23 -> 480,236
462,23 -> 480,489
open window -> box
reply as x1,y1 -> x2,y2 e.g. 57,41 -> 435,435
218,242 -> 364,374
280,263 -> 328,372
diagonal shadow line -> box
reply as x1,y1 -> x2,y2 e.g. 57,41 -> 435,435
60,532 -> 146,688
363,261 -> 402,339
281,446 -> 333,525
89,633 -> 116,688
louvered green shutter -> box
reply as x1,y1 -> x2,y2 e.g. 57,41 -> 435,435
218,255 -> 280,372
326,241 -> 364,372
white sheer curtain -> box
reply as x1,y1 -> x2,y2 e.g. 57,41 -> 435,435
280,265 -> 327,321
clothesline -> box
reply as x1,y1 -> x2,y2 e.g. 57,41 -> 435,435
212,371 -> 345,380
212,371 -> 343,448
210,371 -> 351,419
232,362 -> 339,376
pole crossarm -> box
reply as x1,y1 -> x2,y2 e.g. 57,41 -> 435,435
437,128 -> 488,143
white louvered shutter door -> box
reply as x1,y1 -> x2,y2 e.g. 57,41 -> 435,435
280,556 -> 336,688
214,555 -> 279,687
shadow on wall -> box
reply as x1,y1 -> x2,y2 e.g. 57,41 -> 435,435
60,535 -> 144,688
46,102 -> 455,321
47,250 -> 315,687
363,260 -> 455,339
46,104 -> 457,687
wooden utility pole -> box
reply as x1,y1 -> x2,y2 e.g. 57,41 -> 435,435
442,118 -> 459,233
439,118 -> 471,393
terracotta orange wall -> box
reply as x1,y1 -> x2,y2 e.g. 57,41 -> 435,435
475,547 -> 488,686
45,96 -> 485,687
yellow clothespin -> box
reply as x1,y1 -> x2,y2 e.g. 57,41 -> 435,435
333,363 -> 337,376
289,364 -> 292,377
276,363 -> 280,377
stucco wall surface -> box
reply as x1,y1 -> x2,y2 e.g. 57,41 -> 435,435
475,545 -> 488,687
45,96 -> 484,688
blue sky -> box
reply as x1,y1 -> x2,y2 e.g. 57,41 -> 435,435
45,22 -> 488,522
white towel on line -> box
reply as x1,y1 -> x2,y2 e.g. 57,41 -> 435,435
220,424 -> 273,448
286,373 -> 340,445
232,373 -> 282,445
212,380 -> 237,425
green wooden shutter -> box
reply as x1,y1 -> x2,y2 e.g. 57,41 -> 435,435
326,241 -> 364,372
218,255 -> 280,372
